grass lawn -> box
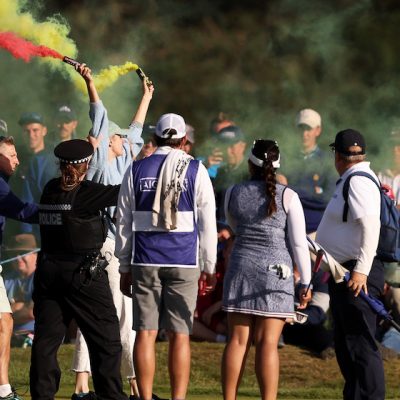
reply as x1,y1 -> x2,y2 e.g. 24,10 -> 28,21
9,342 -> 400,399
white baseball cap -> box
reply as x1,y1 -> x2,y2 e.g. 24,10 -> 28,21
296,109 -> 321,128
185,124 -> 195,143
156,113 -> 186,139
0,119 -> 7,134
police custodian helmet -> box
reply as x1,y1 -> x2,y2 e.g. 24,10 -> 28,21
54,139 -> 94,164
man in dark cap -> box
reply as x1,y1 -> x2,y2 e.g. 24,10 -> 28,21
30,138 -> 127,400
18,112 -> 47,155
0,135 -> 38,400
316,129 -> 385,400
212,125 -> 248,219
18,112 -> 58,242
54,105 -> 78,143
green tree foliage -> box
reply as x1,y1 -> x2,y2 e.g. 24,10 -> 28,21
2,0 -> 400,166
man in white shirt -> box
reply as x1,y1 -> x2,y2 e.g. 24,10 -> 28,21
116,113 -> 217,400
316,129 -> 385,400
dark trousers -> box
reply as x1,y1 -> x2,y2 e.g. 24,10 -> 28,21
329,258 -> 385,400
283,322 -> 333,354
30,253 -> 127,400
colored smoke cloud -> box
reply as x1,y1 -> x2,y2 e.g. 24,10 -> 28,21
0,31 -> 63,62
0,0 -> 77,66
0,0 -> 140,93
71,62 -> 139,93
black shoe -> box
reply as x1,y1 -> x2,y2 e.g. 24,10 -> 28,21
152,394 -> 169,400
129,393 -> 168,400
71,392 -> 97,400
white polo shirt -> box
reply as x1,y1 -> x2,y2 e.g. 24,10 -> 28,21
316,161 -> 380,275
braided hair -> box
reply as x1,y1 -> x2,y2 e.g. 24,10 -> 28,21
248,139 -> 280,217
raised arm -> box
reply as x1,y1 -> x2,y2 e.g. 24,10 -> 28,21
75,64 -> 109,180
120,79 -> 155,161
130,80 -> 154,126
77,63 -> 100,103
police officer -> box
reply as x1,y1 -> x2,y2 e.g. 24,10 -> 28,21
29,139 -> 127,400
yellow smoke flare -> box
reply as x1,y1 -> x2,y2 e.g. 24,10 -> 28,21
0,0 -> 77,69
72,62 -> 139,93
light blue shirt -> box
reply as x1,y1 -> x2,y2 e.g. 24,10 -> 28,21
86,100 -> 144,239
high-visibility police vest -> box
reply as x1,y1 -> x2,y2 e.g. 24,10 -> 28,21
39,180 -> 107,255
130,154 -> 200,267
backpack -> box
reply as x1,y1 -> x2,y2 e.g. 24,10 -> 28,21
342,171 -> 400,263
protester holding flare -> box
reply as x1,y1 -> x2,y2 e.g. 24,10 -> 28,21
70,64 -> 156,400
221,139 -> 312,400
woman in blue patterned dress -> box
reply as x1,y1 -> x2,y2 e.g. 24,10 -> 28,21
221,139 -> 312,400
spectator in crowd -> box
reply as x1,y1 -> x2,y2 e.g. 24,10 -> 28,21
378,279 -> 400,355
316,129 -> 385,400
282,108 -> 336,233
282,268 -> 333,357
0,135 -> 38,400
212,125 -> 248,219
136,123 -> 157,160
52,105 -> 78,145
221,139 -> 312,400
378,127 -> 400,205
200,112 -> 236,179
183,124 -> 195,156
192,224 -> 231,343
383,264 -> 400,327
18,112 -> 58,241
377,128 -> 400,353
4,234 -> 37,340
116,113 -> 217,400
209,112 -> 235,137
71,63 -> 154,400
0,120 -> 8,135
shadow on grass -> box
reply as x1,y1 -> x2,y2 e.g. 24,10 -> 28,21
9,342 -> 400,399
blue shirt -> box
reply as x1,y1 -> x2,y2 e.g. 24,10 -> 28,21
283,146 -> 336,232
0,173 -> 38,250
86,101 -> 144,240
20,149 -> 58,236
5,273 -> 35,333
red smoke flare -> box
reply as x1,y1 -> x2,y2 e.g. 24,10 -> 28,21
0,31 -> 63,62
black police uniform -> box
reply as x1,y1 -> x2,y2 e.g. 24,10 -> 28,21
29,140 -> 127,400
